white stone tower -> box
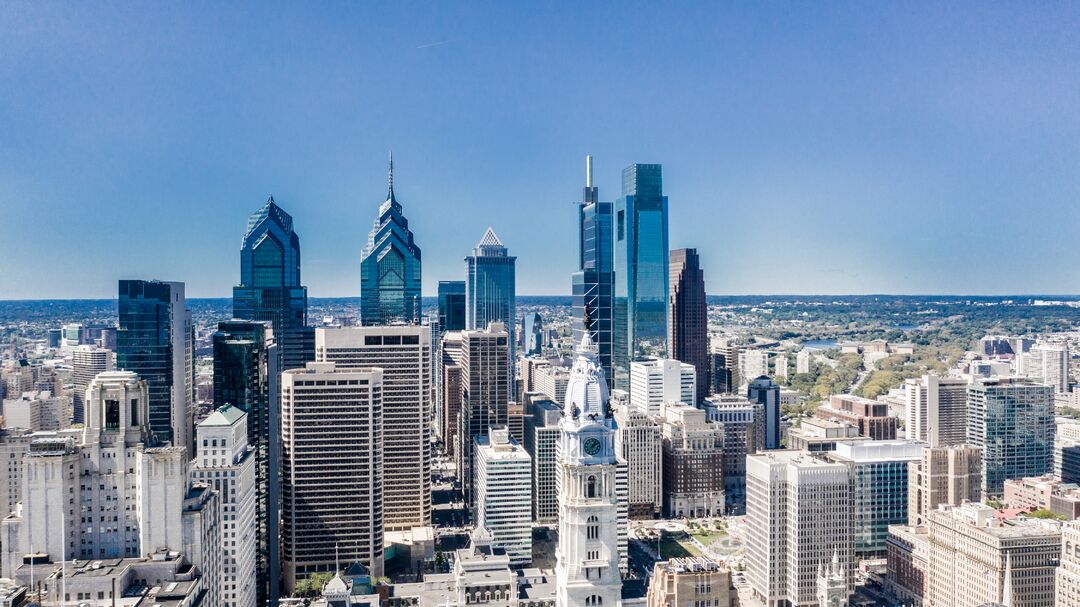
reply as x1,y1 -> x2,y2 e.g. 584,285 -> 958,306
817,550 -> 848,607
556,334 -> 622,607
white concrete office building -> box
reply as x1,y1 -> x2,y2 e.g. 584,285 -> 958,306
629,358 -> 696,417
746,451 -> 852,607
474,426 -> 532,566
193,406 -> 257,607
904,374 -> 969,447
71,345 -> 114,425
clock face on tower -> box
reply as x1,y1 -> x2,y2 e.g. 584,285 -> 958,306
583,437 -> 602,456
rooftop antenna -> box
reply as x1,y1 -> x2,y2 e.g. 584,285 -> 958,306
586,155 -> 593,188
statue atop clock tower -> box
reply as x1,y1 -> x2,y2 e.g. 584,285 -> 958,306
556,333 -> 622,607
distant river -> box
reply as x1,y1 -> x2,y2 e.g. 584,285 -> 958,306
802,339 -> 838,350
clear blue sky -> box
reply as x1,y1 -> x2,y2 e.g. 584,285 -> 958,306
2,2 -> 1079,299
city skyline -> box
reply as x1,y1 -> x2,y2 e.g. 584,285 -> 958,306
3,3 -> 1080,299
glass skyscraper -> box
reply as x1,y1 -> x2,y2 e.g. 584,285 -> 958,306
613,163 -> 669,386
233,196 -> 314,371
465,227 -> 516,390
572,155 -> 615,386
213,320 -> 280,606
116,279 -> 193,453
360,156 -> 422,325
967,377 -> 1056,496
438,280 -> 467,331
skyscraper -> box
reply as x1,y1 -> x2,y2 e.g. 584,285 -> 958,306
212,320 -> 280,606
457,323 -> 511,509
465,227 -> 516,391
669,248 -> 709,401
967,377 -> 1056,497
116,279 -> 193,453
438,280 -> 467,331
572,155 -> 615,386
747,376 -> 781,450
233,196 -> 314,371
904,374 -> 969,447
316,325 -> 432,530
193,405 -> 257,607
523,311 -> 543,356
360,155 -> 423,326
613,163 -> 669,387
71,345 -> 114,425
280,362 -> 384,592
474,426 -> 533,566
746,451 -> 852,607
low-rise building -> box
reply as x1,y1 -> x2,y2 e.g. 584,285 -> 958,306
785,417 -> 862,453
816,394 -> 897,440
1003,475 -> 1080,520
645,557 -> 739,607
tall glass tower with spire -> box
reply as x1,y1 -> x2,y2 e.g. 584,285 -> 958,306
613,163 -> 669,386
572,155 -> 615,386
360,154 -> 422,325
232,196 -> 314,371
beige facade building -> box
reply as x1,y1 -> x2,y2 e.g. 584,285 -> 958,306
316,325 -> 431,530
907,444 -> 982,527
904,374 -> 969,447
646,556 -> 738,607
280,362 -> 384,592
612,400 -> 663,518
1058,521 -> 1080,607
1003,475 -> 1080,519
927,502 -> 1061,607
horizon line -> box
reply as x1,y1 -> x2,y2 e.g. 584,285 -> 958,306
2,293 -> 1079,303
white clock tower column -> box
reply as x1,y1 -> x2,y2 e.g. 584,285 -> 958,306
556,334 -> 622,607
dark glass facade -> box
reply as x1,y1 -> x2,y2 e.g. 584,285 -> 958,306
438,280 -> 467,331
213,320 -> 280,606
233,197 -> 314,371
572,163 -> 615,387
116,279 -> 191,449
747,376 -> 781,449
669,248 -> 709,402
360,159 -> 422,325
613,164 -> 669,386
465,228 -> 516,391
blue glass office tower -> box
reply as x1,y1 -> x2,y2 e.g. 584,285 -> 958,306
465,227 -> 516,388
117,279 -> 193,453
213,320 -> 281,605
233,196 -> 314,371
613,163 -> 669,386
523,312 -> 543,356
967,377 -> 1056,496
360,155 -> 422,325
572,156 -> 615,386
438,280 -> 467,331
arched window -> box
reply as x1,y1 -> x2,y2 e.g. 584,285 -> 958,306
586,475 -> 597,498
587,515 -> 599,540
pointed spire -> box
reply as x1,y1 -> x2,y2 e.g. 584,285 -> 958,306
386,151 -> 396,203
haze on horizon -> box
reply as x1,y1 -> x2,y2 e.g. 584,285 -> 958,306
1,2 -> 1079,300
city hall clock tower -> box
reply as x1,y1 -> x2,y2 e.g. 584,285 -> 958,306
556,334 -> 622,607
